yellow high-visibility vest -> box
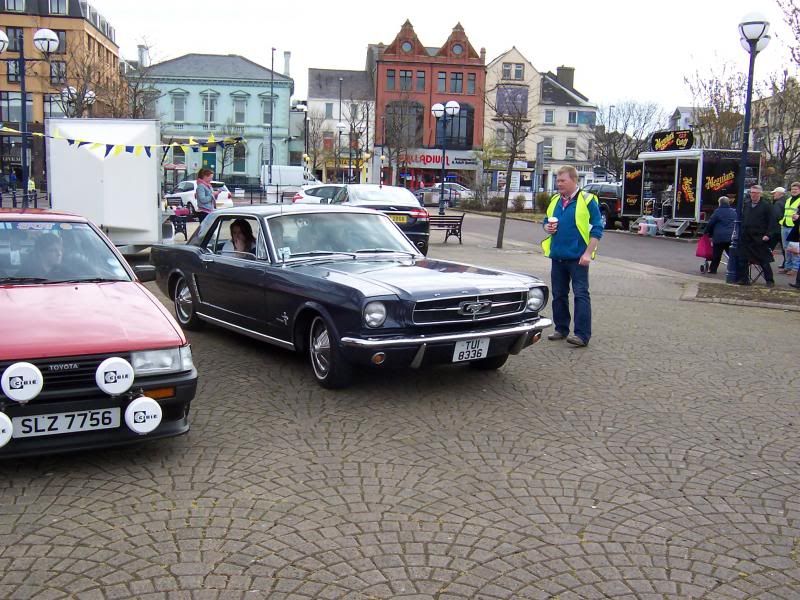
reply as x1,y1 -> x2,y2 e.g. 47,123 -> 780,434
783,196 -> 800,227
541,190 -> 598,259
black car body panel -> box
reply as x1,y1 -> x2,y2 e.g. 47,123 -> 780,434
151,205 -> 551,387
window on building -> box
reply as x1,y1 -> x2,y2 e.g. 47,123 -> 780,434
6,60 -> 20,83
399,70 -> 412,91
543,136 -> 553,158
325,102 -> 333,119
385,100 -> 424,147
4,0 -> 25,11
172,95 -> 185,122
386,69 -> 395,91
568,110 -> 578,125
566,138 -> 576,159
44,94 -> 65,118
495,128 -> 506,143
53,30 -> 67,54
349,103 -> 358,120
234,97 -> 246,124
435,103 -> 474,150
323,131 -> 333,151
50,61 -> 67,84
467,73 -> 476,95
262,99 -> 273,125
0,92 -> 32,124
416,70 -> 425,91
5,27 -> 22,51
172,146 -> 185,165
544,109 -> 554,124
49,0 -> 67,14
203,94 -> 217,125
233,144 -> 246,172
502,63 -> 512,79
450,72 -> 463,93
437,71 -> 446,93
587,140 -> 593,160
514,63 -> 524,80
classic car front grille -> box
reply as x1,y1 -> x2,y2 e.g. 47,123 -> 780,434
0,352 -> 132,399
412,291 -> 527,324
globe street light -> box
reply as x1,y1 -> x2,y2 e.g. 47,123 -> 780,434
0,27 -> 59,208
431,100 -> 460,215
60,86 -> 96,117
726,13 -> 770,284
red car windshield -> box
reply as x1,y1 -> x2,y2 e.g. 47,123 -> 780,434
0,221 -> 131,284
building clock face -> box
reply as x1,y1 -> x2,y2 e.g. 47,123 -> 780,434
401,41 -> 413,53
452,43 -> 463,55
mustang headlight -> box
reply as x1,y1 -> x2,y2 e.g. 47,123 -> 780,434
132,346 -> 194,376
527,288 -> 546,311
364,301 -> 387,328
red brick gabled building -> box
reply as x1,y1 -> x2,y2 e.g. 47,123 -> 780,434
369,21 -> 486,187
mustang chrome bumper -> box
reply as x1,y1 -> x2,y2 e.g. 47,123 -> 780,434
340,318 -> 553,349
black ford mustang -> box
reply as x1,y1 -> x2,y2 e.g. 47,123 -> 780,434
151,205 -> 552,388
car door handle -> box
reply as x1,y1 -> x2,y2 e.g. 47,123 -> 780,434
200,254 -> 214,263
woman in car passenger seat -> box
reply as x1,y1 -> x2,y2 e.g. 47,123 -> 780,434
222,219 -> 256,254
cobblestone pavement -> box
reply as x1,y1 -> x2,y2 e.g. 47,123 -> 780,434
2,229 -> 799,599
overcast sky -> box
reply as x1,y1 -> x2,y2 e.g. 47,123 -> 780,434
92,0 -> 791,113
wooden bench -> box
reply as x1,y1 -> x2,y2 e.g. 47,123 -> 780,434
428,214 -> 464,244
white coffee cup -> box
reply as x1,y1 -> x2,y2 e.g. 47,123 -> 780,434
549,216 -> 558,231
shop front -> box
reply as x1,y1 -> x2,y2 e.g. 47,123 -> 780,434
378,148 -> 480,190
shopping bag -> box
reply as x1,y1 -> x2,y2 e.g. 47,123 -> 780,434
696,234 -> 713,259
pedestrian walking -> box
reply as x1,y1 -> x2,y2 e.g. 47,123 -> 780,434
704,195 -> 736,274
737,184 -> 775,287
9,171 -> 17,191
541,165 -> 603,347
779,182 -> 800,274
771,186 -> 787,266
195,168 -> 217,224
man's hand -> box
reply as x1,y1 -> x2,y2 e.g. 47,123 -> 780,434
578,252 -> 592,267
762,235 -> 770,242
545,222 -> 557,234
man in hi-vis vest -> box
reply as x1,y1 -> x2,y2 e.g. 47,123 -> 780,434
541,166 -> 603,347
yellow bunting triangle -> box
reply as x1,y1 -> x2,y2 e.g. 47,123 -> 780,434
134,146 -> 144,156
112,145 -> 124,157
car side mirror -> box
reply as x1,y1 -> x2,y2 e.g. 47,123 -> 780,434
133,264 -> 156,282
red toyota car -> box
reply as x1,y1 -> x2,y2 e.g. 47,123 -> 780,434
0,209 -> 197,458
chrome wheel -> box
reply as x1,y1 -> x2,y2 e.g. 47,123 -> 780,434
309,317 -> 331,379
173,276 -> 202,329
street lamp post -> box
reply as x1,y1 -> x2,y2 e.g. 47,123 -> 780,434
336,122 -> 346,183
0,27 -> 59,209
268,47 -> 275,190
431,100 -> 460,215
725,13 -> 771,284
380,154 -> 385,188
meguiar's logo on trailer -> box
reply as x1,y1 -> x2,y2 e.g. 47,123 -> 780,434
705,172 -> 735,192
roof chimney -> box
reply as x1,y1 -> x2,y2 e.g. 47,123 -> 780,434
283,51 -> 291,77
137,44 -> 149,68
556,66 -> 574,89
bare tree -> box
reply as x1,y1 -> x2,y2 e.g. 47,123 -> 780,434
216,119 -> 240,178
343,99 -> 372,181
383,89 -> 422,186
684,62 -> 747,148
778,0 -> 800,67
306,109 -> 326,176
484,82 -> 537,248
752,71 -> 800,186
593,101 -> 666,179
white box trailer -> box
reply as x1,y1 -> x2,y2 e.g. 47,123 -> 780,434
45,118 -> 170,252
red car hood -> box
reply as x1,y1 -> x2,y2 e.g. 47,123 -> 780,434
0,282 -> 185,361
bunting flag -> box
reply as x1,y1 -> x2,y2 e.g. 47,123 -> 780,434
0,124 -> 242,161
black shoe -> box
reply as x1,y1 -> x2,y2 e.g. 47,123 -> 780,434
789,283 -> 800,289
547,331 -> 567,341
708,270 -> 717,274
737,281 -> 751,286
765,281 -> 775,288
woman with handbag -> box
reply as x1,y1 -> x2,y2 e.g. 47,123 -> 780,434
704,196 -> 736,274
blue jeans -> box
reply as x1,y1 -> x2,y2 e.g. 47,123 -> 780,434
783,226 -> 799,270
550,258 -> 591,342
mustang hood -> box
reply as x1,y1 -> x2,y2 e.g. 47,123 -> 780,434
0,282 -> 185,361
291,257 -> 541,299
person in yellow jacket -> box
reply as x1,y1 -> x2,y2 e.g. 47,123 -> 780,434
780,181 -> 800,273
541,166 -> 603,347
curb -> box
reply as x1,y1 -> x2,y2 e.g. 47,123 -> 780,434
680,281 -> 800,312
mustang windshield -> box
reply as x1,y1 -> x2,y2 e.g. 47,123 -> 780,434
0,221 -> 131,284
268,212 -> 416,260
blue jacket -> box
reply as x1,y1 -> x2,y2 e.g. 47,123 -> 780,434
705,206 -> 736,244
543,191 -> 604,260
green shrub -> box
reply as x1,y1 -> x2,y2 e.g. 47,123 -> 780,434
461,198 -> 483,210
535,191 -> 552,213
488,197 -> 505,212
512,194 -> 526,212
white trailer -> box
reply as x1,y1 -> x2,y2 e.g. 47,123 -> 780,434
45,118 -> 170,253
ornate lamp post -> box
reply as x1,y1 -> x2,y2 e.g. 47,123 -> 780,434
431,100 -> 460,215
725,13 -> 771,284
0,27 -> 59,208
